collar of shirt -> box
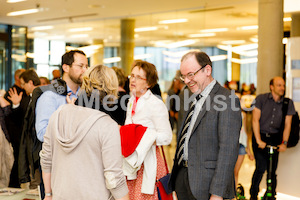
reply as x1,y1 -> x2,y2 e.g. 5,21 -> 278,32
267,92 -> 283,103
66,85 -> 80,96
200,79 -> 216,98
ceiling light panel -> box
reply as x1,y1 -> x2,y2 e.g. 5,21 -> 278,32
135,27 -> 158,32
7,8 -> 39,16
31,26 -> 53,31
188,33 -> 216,38
236,25 -> 258,30
7,0 -> 26,3
68,27 -> 93,32
158,18 -> 188,24
200,28 -> 228,33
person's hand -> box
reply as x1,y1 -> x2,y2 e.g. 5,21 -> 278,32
66,92 -> 77,105
210,194 -> 223,200
246,146 -> 254,161
277,143 -> 287,152
7,87 -> 22,105
257,140 -> 266,149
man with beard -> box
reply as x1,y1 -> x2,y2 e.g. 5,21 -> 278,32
35,50 -> 88,199
35,50 -> 88,142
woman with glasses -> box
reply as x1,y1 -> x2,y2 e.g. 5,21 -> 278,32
122,60 -> 172,200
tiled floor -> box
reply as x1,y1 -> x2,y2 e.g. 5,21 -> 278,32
164,132 -> 300,200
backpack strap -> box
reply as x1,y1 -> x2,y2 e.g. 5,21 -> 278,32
281,98 -> 289,131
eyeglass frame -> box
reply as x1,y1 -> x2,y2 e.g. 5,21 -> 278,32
71,63 -> 89,70
180,65 -> 207,82
128,74 -> 147,81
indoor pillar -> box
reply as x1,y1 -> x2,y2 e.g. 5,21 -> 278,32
90,39 -> 104,67
291,13 -> 300,37
257,0 -> 283,94
231,52 -> 240,83
120,19 -> 135,75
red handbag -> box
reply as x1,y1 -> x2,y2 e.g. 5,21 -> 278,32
156,146 -> 173,200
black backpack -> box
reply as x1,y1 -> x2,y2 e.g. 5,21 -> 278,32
282,98 -> 300,148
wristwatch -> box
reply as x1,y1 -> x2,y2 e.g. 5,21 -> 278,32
282,141 -> 288,145
45,192 -> 52,197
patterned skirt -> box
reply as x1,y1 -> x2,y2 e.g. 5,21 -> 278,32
127,146 -> 168,200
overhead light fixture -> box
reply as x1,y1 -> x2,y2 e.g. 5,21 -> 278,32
68,27 -> 93,32
166,39 -> 197,48
70,34 -> 89,38
250,37 -> 258,43
7,0 -> 26,3
31,26 -> 53,31
210,55 -> 228,62
188,33 -> 216,38
283,17 -> 292,22
158,18 -> 188,24
103,57 -> 121,64
236,25 -> 258,30
282,38 -> 288,44
221,40 -> 246,45
232,58 -> 257,64
7,8 -> 39,16
135,26 -> 158,32
200,28 -> 228,33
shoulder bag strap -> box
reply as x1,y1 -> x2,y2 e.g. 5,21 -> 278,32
160,146 -> 169,173
281,98 -> 289,130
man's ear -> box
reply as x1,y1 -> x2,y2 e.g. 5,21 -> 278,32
206,65 -> 212,76
62,64 -> 69,73
28,80 -> 34,86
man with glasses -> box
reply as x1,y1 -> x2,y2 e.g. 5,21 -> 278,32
35,50 -> 88,198
169,50 -> 242,200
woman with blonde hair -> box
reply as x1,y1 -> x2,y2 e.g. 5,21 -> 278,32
40,65 -> 129,200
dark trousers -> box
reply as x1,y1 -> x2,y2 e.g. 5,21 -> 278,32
39,164 -> 45,200
175,167 -> 196,200
250,133 -> 281,198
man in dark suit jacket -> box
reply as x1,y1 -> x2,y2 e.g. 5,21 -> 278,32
169,51 -> 242,200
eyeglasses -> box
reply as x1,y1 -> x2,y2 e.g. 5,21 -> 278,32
71,63 -> 89,70
180,65 -> 207,82
128,74 -> 147,81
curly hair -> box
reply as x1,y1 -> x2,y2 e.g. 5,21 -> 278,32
81,65 -> 118,102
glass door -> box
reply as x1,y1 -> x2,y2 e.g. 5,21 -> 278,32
0,40 -> 6,90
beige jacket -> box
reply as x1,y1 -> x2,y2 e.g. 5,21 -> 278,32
40,104 -> 128,200
0,125 -> 14,188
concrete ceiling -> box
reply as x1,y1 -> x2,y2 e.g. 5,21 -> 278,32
0,0 -> 295,47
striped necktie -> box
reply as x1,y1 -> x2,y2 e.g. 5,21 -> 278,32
177,94 -> 201,166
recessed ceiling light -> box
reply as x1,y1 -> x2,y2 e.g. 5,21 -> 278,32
188,33 -> 216,38
7,0 -> 26,3
236,25 -> 258,30
200,28 -> 228,33
7,8 -> 39,16
135,27 -> 158,32
283,17 -> 292,22
221,40 -> 246,45
31,26 -> 53,31
68,27 -> 93,32
158,18 -> 188,24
